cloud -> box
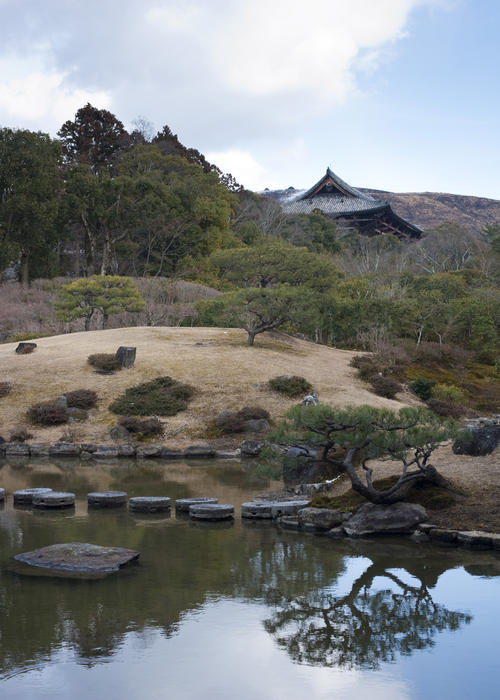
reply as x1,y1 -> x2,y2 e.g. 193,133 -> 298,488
0,52 -> 110,132
206,149 -> 275,191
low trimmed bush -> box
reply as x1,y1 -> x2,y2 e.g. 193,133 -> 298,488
215,412 -> 247,433
268,375 -> 313,397
409,377 -> 436,402
87,353 -> 121,372
369,375 -> 402,399
65,389 -> 98,409
109,376 -> 195,416
27,402 -> 68,425
426,398 -> 464,418
9,428 -> 33,442
0,381 -> 12,398
238,406 -> 270,421
119,416 -> 165,438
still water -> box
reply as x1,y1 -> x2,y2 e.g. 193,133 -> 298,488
1,457 -> 499,700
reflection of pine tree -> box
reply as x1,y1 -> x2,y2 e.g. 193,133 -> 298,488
264,561 -> 472,670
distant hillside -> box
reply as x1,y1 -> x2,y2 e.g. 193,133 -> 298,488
358,189 -> 500,234
262,186 -> 500,234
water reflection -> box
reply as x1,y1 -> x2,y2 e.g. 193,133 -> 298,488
264,554 -> 472,669
0,458 -> 499,699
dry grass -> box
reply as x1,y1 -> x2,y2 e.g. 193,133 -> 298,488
0,326 -> 413,447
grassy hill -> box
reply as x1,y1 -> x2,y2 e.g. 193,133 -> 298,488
0,327 -> 416,447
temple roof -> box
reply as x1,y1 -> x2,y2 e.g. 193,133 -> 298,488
271,167 -> 422,237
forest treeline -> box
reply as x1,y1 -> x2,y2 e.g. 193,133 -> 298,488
1,103 -> 499,371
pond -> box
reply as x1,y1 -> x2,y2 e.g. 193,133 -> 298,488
1,457 -> 499,699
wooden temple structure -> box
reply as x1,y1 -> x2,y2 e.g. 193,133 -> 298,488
267,167 -> 422,240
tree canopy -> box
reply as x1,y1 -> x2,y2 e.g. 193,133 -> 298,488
55,275 -> 145,330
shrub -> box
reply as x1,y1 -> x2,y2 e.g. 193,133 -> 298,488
409,377 -> 436,401
87,353 -> 121,372
0,381 -> 12,398
369,375 -> 402,399
65,389 -> 98,409
9,332 -> 48,343
432,383 -> 466,404
238,406 -> 271,421
268,375 -> 313,397
215,412 -> 247,433
109,376 -> 195,416
9,428 -> 33,442
27,402 -> 68,425
350,356 -> 380,379
426,398 -> 464,418
119,416 -> 165,438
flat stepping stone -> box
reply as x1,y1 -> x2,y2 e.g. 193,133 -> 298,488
269,500 -> 311,518
241,501 -> 273,519
175,497 -> 218,513
189,503 -> 234,521
13,488 -> 53,505
129,497 -> 171,513
14,542 -> 139,575
88,491 -> 128,508
32,491 -> 75,508
0,488 -> 4,501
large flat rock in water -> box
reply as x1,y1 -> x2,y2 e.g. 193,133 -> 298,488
14,542 -> 139,575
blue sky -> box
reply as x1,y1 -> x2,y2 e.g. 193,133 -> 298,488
0,0 -> 498,197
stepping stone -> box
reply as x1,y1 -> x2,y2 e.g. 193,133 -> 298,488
13,488 -> 53,505
175,497 -> 218,513
189,503 -> 234,521
0,488 -> 4,501
88,491 -> 128,508
129,496 -> 171,513
269,500 -> 311,518
241,502 -> 273,519
32,491 -> 75,508
14,542 -> 139,575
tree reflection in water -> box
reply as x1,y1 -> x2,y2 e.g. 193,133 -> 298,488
264,557 -> 472,670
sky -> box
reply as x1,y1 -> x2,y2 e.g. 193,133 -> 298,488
0,0 -> 499,198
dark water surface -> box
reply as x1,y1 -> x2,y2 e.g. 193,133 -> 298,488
1,457 -> 499,700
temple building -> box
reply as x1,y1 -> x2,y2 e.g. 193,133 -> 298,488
266,167 -> 422,240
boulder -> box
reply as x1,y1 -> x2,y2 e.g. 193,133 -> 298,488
67,407 -> 88,421
243,419 -> 270,433
343,502 -> 427,537
49,443 -> 80,457
301,392 -> 319,406
93,446 -> 119,459
6,443 -> 30,457
215,410 -> 237,428
15,342 -> 37,354
54,395 -> 68,409
452,426 -> 500,456
297,507 -> 345,531
184,445 -> 216,458
79,443 -> 98,453
240,440 -> 266,457
109,425 -> 130,441
160,447 -> 184,459
136,445 -> 163,458
30,444 -> 51,457
0,488 -> 5,501
115,346 -> 136,368
118,444 -> 136,458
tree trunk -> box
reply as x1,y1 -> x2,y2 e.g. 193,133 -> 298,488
19,250 -> 29,286
247,331 -> 256,346
102,313 -> 109,330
